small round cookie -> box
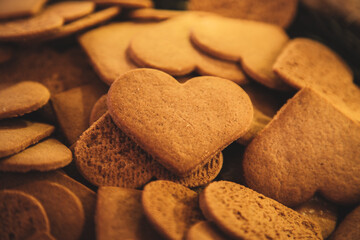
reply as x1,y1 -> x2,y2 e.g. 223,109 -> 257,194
0,81 -> 50,119
186,221 -> 228,240
89,94 -> 108,125
331,205 -> 360,240
15,181 -> 85,240
0,11 -> 63,41
0,0 -> 47,20
200,181 -> 322,239
0,119 -> 54,158
142,180 -> 203,240
45,1 -> 95,23
0,139 -> 72,173
188,0 -> 298,28
0,189 -> 50,240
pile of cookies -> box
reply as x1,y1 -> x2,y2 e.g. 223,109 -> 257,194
1,0 -> 360,239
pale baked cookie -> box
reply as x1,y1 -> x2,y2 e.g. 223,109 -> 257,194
0,81 -> 50,119
0,11 -> 63,41
0,0 -> 47,20
52,83 -> 107,145
0,189 -> 50,240
200,181 -> 322,239
96,187 -> 162,240
273,38 -> 360,121
89,94 -> 107,125
243,88 -> 360,206
142,180 -> 203,240
78,22 -> 156,85
45,1 -> 95,23
107,68 -> 253,176
295,196 -> 338,239
188,0 -> 298,28
0,119 -> 54,158
128,13 -> 248,84
331,205 -> 360,240
190,14 -> 290,90
0,139 -> 72,172
15,181 -> 85,240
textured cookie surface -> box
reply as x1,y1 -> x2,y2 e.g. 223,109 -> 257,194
331,205 -> 360,240
78,22 -> 156,85
188,0 -> 298,28
190,14 -> 290,90
243,88 -> 360,206
45,1 -> 95,22
0,0 -> 47,19
108,68 -> 253,175
186,221 -> 228,240
0,139 -> 72,172
0,189 -> 50,240
96,187 -> 162,240
142,180 -> 203,240
273,38 -> 360,121
200,181 -> 322,239
0,119 -> 54,158
15,181 -> 85,240
129,13 -> 247,84
0,11 -> 63,41
0,81 -> 50,119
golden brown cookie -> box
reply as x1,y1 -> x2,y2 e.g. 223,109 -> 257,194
96,187 -> 163,240
127,8 -> 184,21
75,113 -> 154,188
108,68 -> 253,176
0,139 -> 72,172
0,0 -> 47,20
0,170 -> 97,240
200,181 -> 322,239
0,81 -> 50,119
78,22 -> 156,85
142,180 -> 203,240
91,0 -> 153,8
243,88 -> 360,206
15,181 -> 85,240
0,189 -> 50,240
45,1 -> 95,23
0,119 -> 54,158
331,205 -> 360,240
188,0 -> 298,28
273,37 -> 360,121
41,6 -> 121,41
190,14 -> 290,90
52,83 -> 107,145
128,13 -> 247,84
0,46 -> 100,95
0,11 -> 63,41
89,94 -> 108,125
186,221 -> 228,240
295,196 -> 338,239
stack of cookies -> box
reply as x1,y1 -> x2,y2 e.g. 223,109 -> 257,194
1,0 -> 359,239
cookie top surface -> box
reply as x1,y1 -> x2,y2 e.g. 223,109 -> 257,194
188,0 -> 298,28
200,181 -> 322,239
107,68 -> 253,176
0,81 -> 50,119
128,13 -> 247,84
78,22 -> 156,85
0,11 -> 64,41
331,205 -> 360,240
0,139 -> 72,173
0,189 -> 50,240
15,181 -> 85,240
96,187 -> 162,240
142,180 -> 203,240
243,88 -> 360,206
45,1 -> 95,22
0,119 -> 54,158
190,14 -> 290,90
0,0 -> 47,20
273,37 -> 360,121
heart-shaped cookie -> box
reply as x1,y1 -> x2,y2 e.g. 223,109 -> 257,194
107,68 -> 253,176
